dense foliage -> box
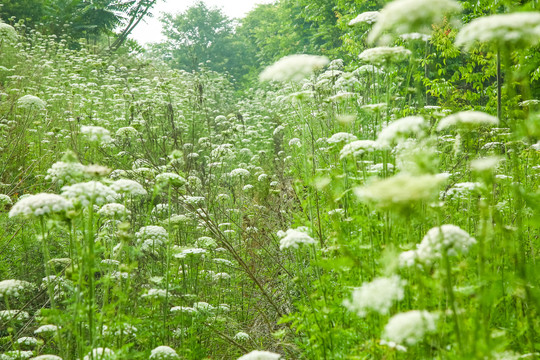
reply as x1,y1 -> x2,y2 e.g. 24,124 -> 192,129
1,0 -> 540,360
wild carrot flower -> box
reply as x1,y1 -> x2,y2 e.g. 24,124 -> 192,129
234,332 -> 250,341
327,132 -> 358,145
0,194 -> 12,207
17,95 -> 46,111
0,22 -> 18,42
3,350 -> 34,359
368,0 -> 461,43
34,325 -> 58,335
0,279 -> 32,298
260,54 -> 329,82
9,194 -> 72,218
61,181 -> 117,207
237,350 -> 281,360
437,111 -> 498,131
277,227 -> 317,250
349,11 -> 379,26
156,172 -> 186,187
382,310 -> 438,348
16,337 -> 40,347
115,126 -> 139,138
83,348 -> 114,360
416,225 -> 476,264
354,174 -> 446,209
30,355 -> 63,360
98,203 -> 129,217
110,179 -> 147,196
455,12 -> 540,50
80,125 -> 112,144
0,310 -> 29,322
149,346 -> 180,359
376,116 -> 426,148
46,161 -> 85,186
359,46 -> 411,65
343,276 -> 406,317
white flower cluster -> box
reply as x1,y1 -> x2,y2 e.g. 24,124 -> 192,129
174,247 -> 206,259
115,126 -> 139,138
368,0 -> 461,43
277,227 -> 317,250
17,95 -> 46,111
355,65 -> 383,75
195,236 -> 218,250
359,47 -> 411,65
400,225 -> 476,267
376,116 -> 426,148
9,193 -> 72,218
349,11 -> 379,26
455,12 -> 540,50
362,103 -> 387,112
211,144 -> 234,158
16,337 -> 39,346
149,346 -> 180,359
0,194 -> 12,206
327,132 -> 358,144
193,301 -> 214,312
110,179 -> 147,196
141,289 -> 168,300
343,276 -> 406,317
83,348 -> 114,360
0,310 -> 29,322
136,226 -> 168,247
98,203 -> 129,217
354,174 -> 446,209
61,181 -> 117,207
170,306 -> 197,314
0,22 -> 18,42
34,324 -> 58,335
0,279 -> 32,298
382,310 -> 438,347
238,351 -> 281,360
2,350 -> 34,359
80,125 -> 112,144
437,111 -> 499,131
183,196 -> 205,206
156,172 -> 186,187
259,54 -> 329,82
45,161 -> 85,186
213,272 -> 231,281
233,331 -> 250,341
230,168 -> 250,178
30,355 -> 63,360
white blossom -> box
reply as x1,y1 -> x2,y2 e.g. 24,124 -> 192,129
456,12 -> 540,50
9,194 -> 72,218
260,54 -> 329,82
80,125 -> 112,144
277,227 -> 317,250
368,0 -> 461,43
17,95 -> 46,111
437,111 -> 499,131
382,310 -> 438,347
0,279 -> 32,298
359,47 -> 411,64
343,276 -> 406,317
149,346 -> 179,359
237,351 -> 281,360
110,179 -> 147,196
349,11 -> 379,26
376,116 -> 426,148
61,181 -> 117,207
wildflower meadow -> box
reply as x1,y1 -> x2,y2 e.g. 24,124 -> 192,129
0,0 -> 539,359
